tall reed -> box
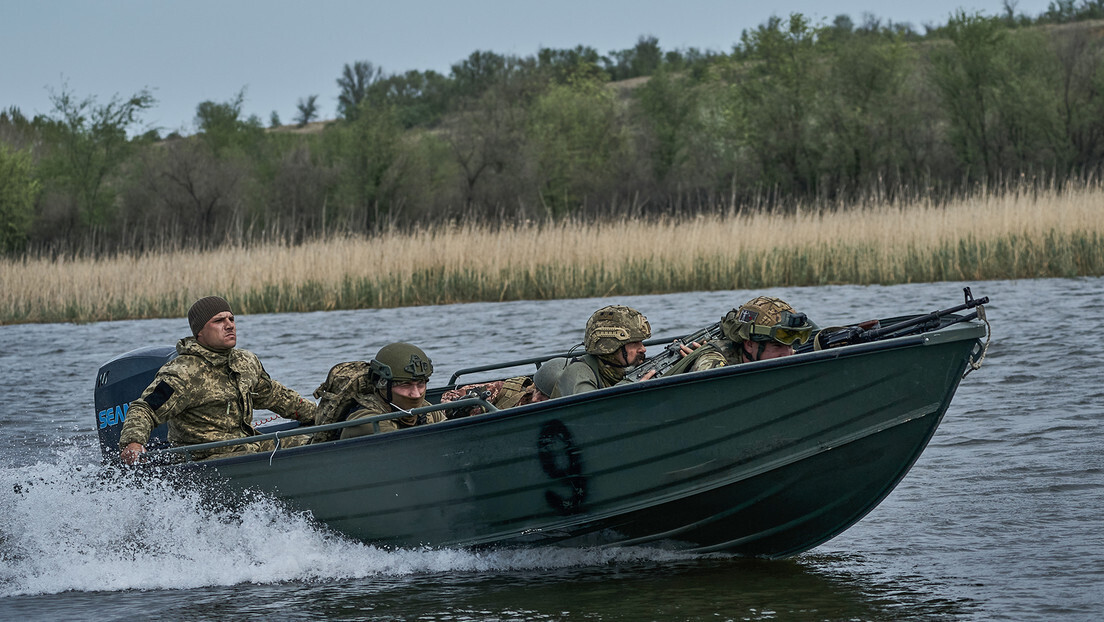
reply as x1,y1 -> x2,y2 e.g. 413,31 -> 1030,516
3,184 -> 1102,325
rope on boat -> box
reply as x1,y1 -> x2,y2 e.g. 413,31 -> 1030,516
269,430 -> 281,466
964,303 -> 991,378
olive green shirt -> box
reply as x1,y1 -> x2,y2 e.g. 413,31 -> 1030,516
550,354 -> 630,397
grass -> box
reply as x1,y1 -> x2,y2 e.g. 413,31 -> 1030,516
3,183 -> 1103,325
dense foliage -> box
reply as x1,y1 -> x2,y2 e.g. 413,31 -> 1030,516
3,5 -> 1104,255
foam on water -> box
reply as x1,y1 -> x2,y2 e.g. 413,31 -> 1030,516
0,444 -> 691,597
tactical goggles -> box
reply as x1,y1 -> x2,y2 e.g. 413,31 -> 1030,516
747,311 -> 813,345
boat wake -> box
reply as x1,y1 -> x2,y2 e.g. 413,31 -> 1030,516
0,444 -> 694,597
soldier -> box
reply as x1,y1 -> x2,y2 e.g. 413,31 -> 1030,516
668,296 -> 814,374
119,296 -> 316,464
338,342 -> 444,439
551,305 -> 653,397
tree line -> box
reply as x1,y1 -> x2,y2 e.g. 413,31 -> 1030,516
3,3 -> 1104,255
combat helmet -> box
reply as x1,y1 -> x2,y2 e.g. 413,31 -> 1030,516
721,296 -> 813,345
584,305 -> 651,355
370,342 -> 434,386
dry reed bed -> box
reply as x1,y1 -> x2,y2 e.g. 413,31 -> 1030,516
3,185 -> 1102,324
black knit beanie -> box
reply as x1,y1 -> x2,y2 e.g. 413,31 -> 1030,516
188,296 -> 233,336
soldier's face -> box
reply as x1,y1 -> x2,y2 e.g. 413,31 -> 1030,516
391,380 -> 426,406
743,340 -> 793,361
197,311 -> 237,349
619,341 -> 647,366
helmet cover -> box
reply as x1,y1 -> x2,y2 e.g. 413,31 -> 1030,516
584,305 -> 651,355
721,296 -> 811,344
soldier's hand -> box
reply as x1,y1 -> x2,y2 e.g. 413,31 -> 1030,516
640,369 -> 657,381
120,442 -> 146,465
678,341 -> 701,357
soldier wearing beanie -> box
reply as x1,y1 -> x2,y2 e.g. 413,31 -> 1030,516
188,295 -> 233,338
119,296 -> 317,464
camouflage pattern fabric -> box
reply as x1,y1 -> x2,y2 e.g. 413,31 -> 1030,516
339,392 -> 443,439
440,375 -> 547,417
119,337 -> 316,460
584,305 -> 651,355
658,339 -> 745,376
688,339 -> 744,371
310,360 -> 373,443
722,296 -> 799,342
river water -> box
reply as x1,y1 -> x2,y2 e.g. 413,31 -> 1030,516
1,278 -> 1101,621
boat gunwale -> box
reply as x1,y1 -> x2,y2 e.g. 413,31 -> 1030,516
173,317 -> 984,470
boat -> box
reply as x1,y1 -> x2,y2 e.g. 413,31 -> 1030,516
93,291 -> 991,558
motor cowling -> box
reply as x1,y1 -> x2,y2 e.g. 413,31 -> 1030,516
94,346 -> 176,461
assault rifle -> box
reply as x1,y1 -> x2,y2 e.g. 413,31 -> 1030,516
443,386 -> 494,419
812,287 -> 989,350
624,321 -> 724,382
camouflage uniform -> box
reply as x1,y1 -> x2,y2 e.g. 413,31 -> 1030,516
119,337 -> 316,460
687,339 -> 745,371
339,391 -> 443,439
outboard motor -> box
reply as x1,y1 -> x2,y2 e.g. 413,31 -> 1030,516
94,345 -> 176,461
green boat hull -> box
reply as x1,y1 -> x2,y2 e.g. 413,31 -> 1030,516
177,318 -> 985,558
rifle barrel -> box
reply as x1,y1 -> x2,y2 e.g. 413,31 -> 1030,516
868,296 -> 988,340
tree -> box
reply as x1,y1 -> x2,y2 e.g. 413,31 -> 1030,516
733,14 -> 825,195
295,95 -> 319,126
538,45 -> 608,84
322,101 -> 406,231
634,68 -> 698,185
819,26 -> 924,196
36,85 -> 155,238
450,50 -> 510,101
528,78 -> 629,216
929,12 -> 1062,180
441,85 -> 528,214
1051,21 -> 1104,169
603,36 -> 664,80
0,144 -> 39,253
337,61 -> 383,121
129,136 -> 246,246
364,70 -> 451,127
194,89 -> 263,154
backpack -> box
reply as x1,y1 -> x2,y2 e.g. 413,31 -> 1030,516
311,360 -> 373,443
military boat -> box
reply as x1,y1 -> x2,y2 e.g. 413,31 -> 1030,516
94,292 -> 990,558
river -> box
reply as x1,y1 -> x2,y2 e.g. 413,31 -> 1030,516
1,278 -> 1101,621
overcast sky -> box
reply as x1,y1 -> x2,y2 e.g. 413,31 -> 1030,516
2,0 -> 1057,135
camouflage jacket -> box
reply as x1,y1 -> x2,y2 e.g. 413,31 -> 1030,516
683,339 -> 744,373
119,337 -> 316,459
551,354 -> 627,398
